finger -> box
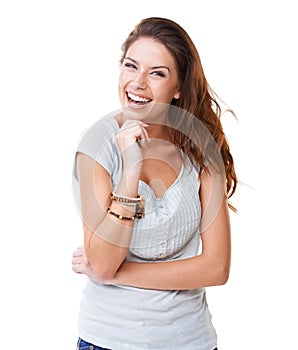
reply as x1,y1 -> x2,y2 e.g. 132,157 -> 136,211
121,123 -> 149,138
77,245 -> 84,253
136,128 -> 151,147
72,246 -> 85,257
140,125 -> 150,142
72,256 -> 89,265
127,124 -> 149,141
72,251 -> 82,258
72,265 -> 84,274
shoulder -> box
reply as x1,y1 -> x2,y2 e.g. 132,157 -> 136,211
79,115 -> 119,146
77,115 -> 119,157
73,115 -> 120,180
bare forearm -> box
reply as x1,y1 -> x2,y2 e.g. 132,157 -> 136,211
86,171 -> 140,279
112,255 -> 229,290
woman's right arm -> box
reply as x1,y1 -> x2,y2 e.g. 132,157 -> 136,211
77,120 -> 149,280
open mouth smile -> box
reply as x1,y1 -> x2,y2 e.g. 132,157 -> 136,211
126,92 -> 152,106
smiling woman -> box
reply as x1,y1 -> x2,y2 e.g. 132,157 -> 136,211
118,37 -> 181,119
72,16 -> 235,350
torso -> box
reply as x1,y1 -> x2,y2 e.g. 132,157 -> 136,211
75,115 -> 217,349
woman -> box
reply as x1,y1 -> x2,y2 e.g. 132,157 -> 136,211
72,17 -> 237,350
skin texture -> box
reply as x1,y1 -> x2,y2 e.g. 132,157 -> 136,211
72,37 -> 231,289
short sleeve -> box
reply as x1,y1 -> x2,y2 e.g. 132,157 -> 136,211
73,116 -> 119,181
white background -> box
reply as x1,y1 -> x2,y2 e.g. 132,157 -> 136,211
1,0 -> 297,349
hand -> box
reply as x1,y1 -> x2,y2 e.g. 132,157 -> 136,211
72,246 -> 104,284
116,120 -> 150,178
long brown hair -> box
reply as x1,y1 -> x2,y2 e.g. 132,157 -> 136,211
120,17 -> 237,207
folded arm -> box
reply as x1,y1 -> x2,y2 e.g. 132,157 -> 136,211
74,169 -> 231,290
112,170 -> 231,290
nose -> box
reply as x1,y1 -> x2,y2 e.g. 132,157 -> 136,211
131,71 -> 147,90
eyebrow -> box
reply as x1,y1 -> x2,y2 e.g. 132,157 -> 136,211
124,57 -> 170,72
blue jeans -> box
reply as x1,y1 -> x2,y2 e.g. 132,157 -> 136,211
76,338 -> 217,350
76,338 -> 111,350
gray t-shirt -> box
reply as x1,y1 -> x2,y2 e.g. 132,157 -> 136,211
73,114 -> 217,350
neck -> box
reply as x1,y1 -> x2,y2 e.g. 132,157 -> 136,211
146,123 -> 169,140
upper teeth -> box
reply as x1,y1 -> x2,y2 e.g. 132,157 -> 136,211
128,92 -> 150,103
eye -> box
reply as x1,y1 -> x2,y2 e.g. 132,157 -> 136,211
124,62 -> 137,70
151,71 -> 166,78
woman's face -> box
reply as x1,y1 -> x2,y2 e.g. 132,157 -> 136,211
118,37 -> 180,119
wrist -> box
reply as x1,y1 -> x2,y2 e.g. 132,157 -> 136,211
108,192 -> 145,220
122,167 -> 142,183
116,177 -> 140,198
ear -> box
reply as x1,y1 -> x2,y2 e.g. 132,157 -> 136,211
173,89 -> 180,99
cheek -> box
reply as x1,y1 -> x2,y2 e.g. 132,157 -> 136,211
118,67 -> 129,87
118,72 -> 125,89
118,74 -> 126,101
158,82 -> 179,101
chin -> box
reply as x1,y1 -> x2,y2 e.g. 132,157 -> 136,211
121,105 -> 151,122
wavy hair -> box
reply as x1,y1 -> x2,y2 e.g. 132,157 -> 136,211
120,17 -> 237,208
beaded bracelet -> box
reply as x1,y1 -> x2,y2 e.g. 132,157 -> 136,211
110,191 -> 145,219
107,207 -> 144,221
110,191 -> 144,205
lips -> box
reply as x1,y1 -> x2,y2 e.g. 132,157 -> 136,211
126,92 -> 152,106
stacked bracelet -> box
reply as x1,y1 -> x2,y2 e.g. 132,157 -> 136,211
108,191 -> 145,220
107,207 -> 143,221
110,191 -> 144,205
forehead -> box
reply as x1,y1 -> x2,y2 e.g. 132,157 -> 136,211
126,37 -> 176,67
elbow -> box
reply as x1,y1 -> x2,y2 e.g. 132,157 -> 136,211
213,264 -> 230,286
85,242 -> 122,281
204,251 -> 230,286
204,256 -> 230,286
216,268 -> 230,285
86,249 -> 118,281
91,262 -> 117,281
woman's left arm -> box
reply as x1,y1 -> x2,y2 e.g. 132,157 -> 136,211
73,171 -> 231,290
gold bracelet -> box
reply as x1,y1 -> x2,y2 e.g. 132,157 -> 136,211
110,191 -> 144,205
